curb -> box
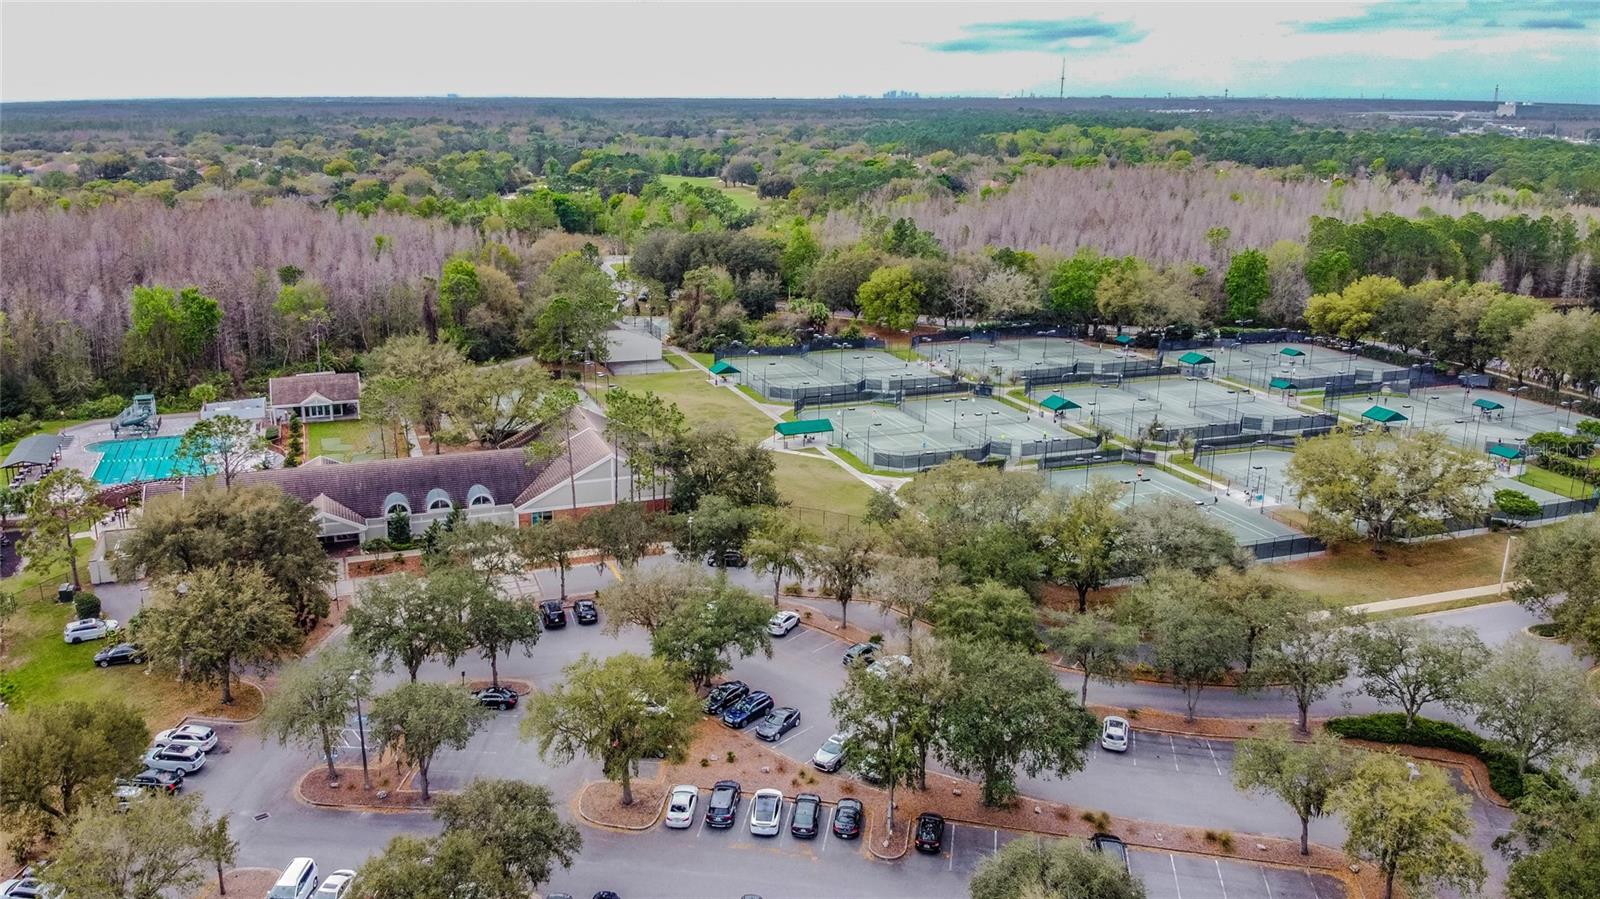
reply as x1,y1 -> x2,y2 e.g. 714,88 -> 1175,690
574,780 -> 669,832
292,767 -> 433,813
866,826 -> 911,861
181,679 -> 267,726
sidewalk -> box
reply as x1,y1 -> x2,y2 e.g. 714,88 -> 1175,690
1345,583 -> 1505,615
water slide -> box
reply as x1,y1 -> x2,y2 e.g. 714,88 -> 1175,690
111,393 -> 160,437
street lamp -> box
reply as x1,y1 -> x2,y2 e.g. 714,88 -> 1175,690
351,671 -> 371,790
1244,439 -> 1266,503
1508,385 -> 1526,423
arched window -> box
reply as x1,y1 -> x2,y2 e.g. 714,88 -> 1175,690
467,484 -> 494,507
382,492 -> 411,516
424,488 -> 453,511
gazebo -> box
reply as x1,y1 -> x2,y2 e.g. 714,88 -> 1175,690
773,419 -> 833,438
1472,398 -> 1505,417
1040,394 -> 1081,413
3,433 -> 65,487
1269,377 -> 1297,393
1279,347 -> 1307,358
1361,405 -> 1408,426
708,359 -> 740,376
1112,335 -> 1136,347
1176,351 -> 1216,374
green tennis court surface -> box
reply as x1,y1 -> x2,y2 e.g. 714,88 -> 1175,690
1045,462 -> 1301,544
88,436 -> 203,485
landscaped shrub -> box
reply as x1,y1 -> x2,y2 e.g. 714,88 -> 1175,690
73,592 -> 101,620
1324,712 -> 1541,800
361,538 -> 393,554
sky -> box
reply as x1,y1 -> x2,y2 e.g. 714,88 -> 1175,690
2,1 -> 1597,104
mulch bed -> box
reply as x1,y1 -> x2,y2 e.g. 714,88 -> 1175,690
297,763 -> 432,810
196,869 -> 282,898
577,781 -> 667,829
186,680 -> 266,722
1085,705 -> 1306,741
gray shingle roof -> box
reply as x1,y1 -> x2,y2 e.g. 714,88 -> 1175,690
269,372 -> 361,407
223,449 -> 544,519
3,433 -> 65,468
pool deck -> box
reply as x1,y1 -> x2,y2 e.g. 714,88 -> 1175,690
56,414 -> 201,486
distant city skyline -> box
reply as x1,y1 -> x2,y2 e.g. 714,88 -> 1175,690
3,1 -> 1596,105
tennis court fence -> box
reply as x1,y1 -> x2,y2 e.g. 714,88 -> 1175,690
712,336 -> 883,361
1038,448 -> 1157,470
1245,535 -> 1326,560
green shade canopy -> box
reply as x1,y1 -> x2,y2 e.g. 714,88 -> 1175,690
709,359 -> 740,375
1040,394 -> 1081,412
1279,347 -> 1307,357
1472,398 -> 1505,411
1488,444 -> 1523,460
1177,351 -> 1217,366
1361,405 -> 1408,424
1269,377 -> 1297,390
774,419 -> 832,437
1112,335 -> 1136,345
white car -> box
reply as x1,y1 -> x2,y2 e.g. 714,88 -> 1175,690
155,724 -> 219,753
62,617 -> 118,644
749,788 -> 784,837
1100,716 -> 1130,752
867,654 -> 911,678
812,733 -> 847,772
663,783 -> 698,829
142,744 -> 206,774
766,610 -> 800,636
313,869 -> 357,899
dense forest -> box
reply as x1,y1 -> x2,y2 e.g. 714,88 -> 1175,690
3,97 -> 1599,422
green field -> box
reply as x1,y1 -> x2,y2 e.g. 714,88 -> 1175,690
773,453 -> 876,521
658,174 -> 762,212
305,418 -> 393,463
609,369 -> 774,445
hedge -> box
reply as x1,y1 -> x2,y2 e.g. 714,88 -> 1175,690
1324,712 -> 1539,801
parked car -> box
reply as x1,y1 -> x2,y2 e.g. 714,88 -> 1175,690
914,813 -> 946,853
841,642 -> 876,667
93,642 -> 144,667
811,733 -> 848,772
268,858 -> 319,899
154,723 -> 218,752
1100,716 -> 1130,752
867,654 -> 911,678
142,744 -> 205,774
753,707 -> 801,742
592,893 -> 621,899
790,792 -> 822,839
471,686 -> 518,710
574,598 -> 599,625
1090,833 -> 1130,873
313,870 -> 357,899
832,797 -> 863,839
720,691 -> 774,729
126,768 -> 184,795
703,680 -> 749,715
540,600 -> 567,628
705,780 -> 741,828
0,878 -> 45,899
705,548 -> 747,568
62,617 -> 118,644
664,784 -> 699,829
113,780 -> 146,811
749,789 -> 784,837
766,610 -> 800,636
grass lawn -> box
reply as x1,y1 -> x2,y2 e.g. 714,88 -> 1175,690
688,352 -> 715,369
772,454 -> 876,522
1517,465 -> 1595,499
0,418 -> 89,461
609,370 -> 775,444
661,353 -> 692,371
1367,593 -> 1509,621
658,174 -> 763,212
1263,531 -> 1514,606
305,418 -> 395,463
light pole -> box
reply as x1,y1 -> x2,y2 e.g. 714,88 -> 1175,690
1244,439 -> 1265,503
1122,477 -> 1139,508
351,671 -> 371,790
1508,385 -> 1525,423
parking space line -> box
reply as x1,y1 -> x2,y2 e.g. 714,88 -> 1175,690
1215,859 -> 1229,899
1130,729 -> 1138,766
948,823 -> 956,871
821,807 -> 833,854
1204,739 -> 1224,776
776,725 -> 813,748
1170,854 -> 1184,899
1260,865 -> 1274,899
695,802 -> 708,839
1167,734 -> 1181,772
809,639 -> 837,655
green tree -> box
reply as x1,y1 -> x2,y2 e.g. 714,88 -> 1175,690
347,570 -> 474,681
113,483 -> 335,628
516,516 -> 584,600
260,645 -> 373,781
1501,762 -> 1600,899
1045,608 -> 1138,704
127,284 -> 222,388
1206,568 -> 1317,673
272,280 -> 330,364
365,334 -> 469,451
140,564 -> 302,704
41,794 -> 224,899
666,424 -> 780,511
930,581 -> 1038,648
597,562 -> 701,638
937,640 -> 1098,806
746,509 -> 816,607
523,653 -> 699,805
465,584 -> 542,689
432,779 -> 584,895
1304,275 -> 1402,341
1046,248 -> 1115,321
1510,515 -> 1600,654
26,468 -> 104,590
857,264 -> 924,331
578,501 -> 664,572
865,554 -> 945,652
437,256 -> 484,345
0,700 -> 147,844
1468,637 -> 1600,775
173,414 -> 265,488
1224,248 -> 1271,322
1038,480 -> 1124,613
1351,619 -> 1488,730
1330,752 -> 1486,899
970,835 -> 1147,899
805,523 -> 879,628
1494,488 -> 1544,519
1141,570 -> 1246,722
368,681 -> 491,801
674,493 -> 763,569
439,361 -> 556,446
1118,496 -> 1243,577
1234,726 -> 1360,856
650,578 -> 774,689
1287,428 -> 1492,550
830,638 -> 956,792
199,810 -> 239,897
1247,606 -> 1356,734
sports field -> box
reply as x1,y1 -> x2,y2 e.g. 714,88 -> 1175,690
1195,447 -> 1298,504
1044,461 -> 1302,543
1214,341 -> 1411,389
88,436 -> 201,485
736,349 -> 954,401
916,336 -> 1153,381
798,395 -> 1086,471
1031,376 -> 1331,442
1390,386 -> 1593,450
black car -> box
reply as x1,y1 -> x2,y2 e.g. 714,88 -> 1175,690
1090,833 -> 1130,873
914,812 -> 946,853
128,768 -> 183,795
832,797 -> 863,839
790,793 -> 822,839
472,686 -> 517,710
574,598 -> 599,625
541,600 -> 567,628
842,642 -> 877,667
703,680 -> 749,715
705,779 -> 741,828
93,642 -> 145,667
720,690 -> 774,729
592,893 -> 620,899
705,548 -> 747,568
753,707 -> 801,742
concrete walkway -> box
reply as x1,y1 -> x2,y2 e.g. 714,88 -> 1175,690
1346,583 -> 1505,615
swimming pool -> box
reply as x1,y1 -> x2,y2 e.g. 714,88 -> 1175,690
88,436 -> 205,485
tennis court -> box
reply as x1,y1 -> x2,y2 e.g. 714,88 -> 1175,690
1044,461 -> 1302,543
917,336 -> 1152,381
735,349 -> 953,401
1394,386 -> 1593,449
800,395 -> 1090,471
1215,342 -> 1411,390
88,436 -> 202,485
1194,447 -> 1298,505
1035,376 -> 1331,443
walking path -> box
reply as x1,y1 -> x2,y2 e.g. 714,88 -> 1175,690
1345,583 -> 1505,615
